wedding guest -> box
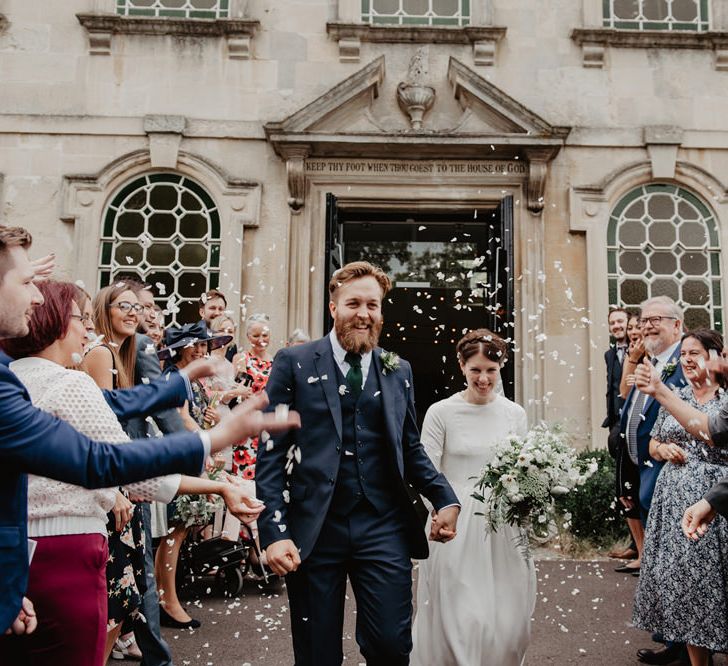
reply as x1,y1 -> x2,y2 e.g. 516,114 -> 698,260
620,311 -> 647,399
609,310 -> 644,563
0,224 -> 299,641
199,289 -> 237,361
411,329 -> 535,666
633,329 -> 728,666
231,313 -> 273,479
604,308 -> 629,436
114,278 -> 184,666
82,284 -> 151,659
155,323 -> 232,629
2,281 -> 266,666
287,328 -> 310,347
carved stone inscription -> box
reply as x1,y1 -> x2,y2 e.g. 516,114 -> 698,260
305,159 -> 528,176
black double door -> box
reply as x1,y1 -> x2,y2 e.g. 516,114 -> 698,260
324,194 -> 515,422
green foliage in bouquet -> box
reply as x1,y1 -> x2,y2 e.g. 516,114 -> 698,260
173,469 -> 224,528
559,448 -> 628,549
472,423 -> 598,548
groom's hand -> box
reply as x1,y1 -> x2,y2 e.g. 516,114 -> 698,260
429,505 -> 460,543
265,539 -> 301,576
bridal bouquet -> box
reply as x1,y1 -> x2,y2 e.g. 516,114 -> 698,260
472,424 -> 598,544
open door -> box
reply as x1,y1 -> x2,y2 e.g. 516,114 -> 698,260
323,193 -> 343,333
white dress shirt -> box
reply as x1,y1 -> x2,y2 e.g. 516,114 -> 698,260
329,330 -> 373,385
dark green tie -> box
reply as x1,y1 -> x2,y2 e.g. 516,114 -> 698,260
344,352 -> 363,398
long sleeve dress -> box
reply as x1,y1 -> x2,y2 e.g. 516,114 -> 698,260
411,392 -> 537,666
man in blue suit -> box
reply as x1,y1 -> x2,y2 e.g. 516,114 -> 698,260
0,225 -> 299,637
618,296 -> 686,666
257,261 -> 459,666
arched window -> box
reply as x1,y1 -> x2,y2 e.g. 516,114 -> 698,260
603,0 -> 709,31
99,173 -> 221,325
607,183 -> 722,330
362,0 -> 470,26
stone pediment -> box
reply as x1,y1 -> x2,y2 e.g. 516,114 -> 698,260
264,55 -> 570,213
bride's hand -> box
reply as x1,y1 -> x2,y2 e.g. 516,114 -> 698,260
429,505 -> 459,543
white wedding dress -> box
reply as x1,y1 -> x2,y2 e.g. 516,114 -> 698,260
411,392 -> 537,666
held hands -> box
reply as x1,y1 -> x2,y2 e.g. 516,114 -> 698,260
656,441 -> 687,465
429,505 -> 460,543
265,539 -> 301,576
634,357 -> 661,396
208,392 -> 300,454
4,597 -> 37,635
682,498 -> 716,540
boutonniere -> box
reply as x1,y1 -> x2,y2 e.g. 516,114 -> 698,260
380,350 -> 400,375
661,361 -> 678,379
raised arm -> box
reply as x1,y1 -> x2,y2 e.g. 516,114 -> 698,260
635,359 -> 714,444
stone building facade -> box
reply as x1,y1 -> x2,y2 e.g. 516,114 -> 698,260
2,0 -> 728,445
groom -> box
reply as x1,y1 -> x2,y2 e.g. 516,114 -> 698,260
256,261 -> 460,666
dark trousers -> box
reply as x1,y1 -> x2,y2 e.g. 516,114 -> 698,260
135,502 -> 173,666
286,502 -> 413,666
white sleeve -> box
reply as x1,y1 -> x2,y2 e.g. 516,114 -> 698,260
421,403 -> 446,472
43,371 -> 181,502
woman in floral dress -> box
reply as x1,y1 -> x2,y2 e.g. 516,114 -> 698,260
633,329 -> 728,666
231,314 -> 273,479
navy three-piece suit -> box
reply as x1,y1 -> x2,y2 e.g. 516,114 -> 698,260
0,350 -> 207,634
256,336 -> 458,666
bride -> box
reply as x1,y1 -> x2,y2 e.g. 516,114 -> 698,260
411,328 -> 537,666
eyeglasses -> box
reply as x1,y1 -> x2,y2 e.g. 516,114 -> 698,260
70,314 -> 94,324
109,301 -> 144,315
638,315 -> 678,327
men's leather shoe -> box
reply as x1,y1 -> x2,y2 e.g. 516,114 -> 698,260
637,644 -> 688,665
608,546 -> 638,559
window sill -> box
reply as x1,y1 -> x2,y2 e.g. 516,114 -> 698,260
571,27 -> 728,70
76,13 -> 260,59
326,22 -> 506,65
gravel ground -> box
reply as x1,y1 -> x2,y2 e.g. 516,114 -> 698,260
147,558 -> 726,666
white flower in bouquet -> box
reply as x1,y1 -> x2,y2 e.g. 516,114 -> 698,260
472,423 -> 598,559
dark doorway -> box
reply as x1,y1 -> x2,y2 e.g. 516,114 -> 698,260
324,195 -> 515,422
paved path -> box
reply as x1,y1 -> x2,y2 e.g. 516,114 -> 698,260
154,559 -> 724,666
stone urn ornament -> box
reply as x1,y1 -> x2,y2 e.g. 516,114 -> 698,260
397,48 -> 435,130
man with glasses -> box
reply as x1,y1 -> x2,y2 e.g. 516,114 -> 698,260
618,296 -> 687,665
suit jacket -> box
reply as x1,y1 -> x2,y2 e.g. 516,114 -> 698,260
706,478 -> 728,519
255,336 -> 459,561
619,348 -> 686,513
0,350 -> 206,634
125,333 -> 186,438
602,345 -> 624,428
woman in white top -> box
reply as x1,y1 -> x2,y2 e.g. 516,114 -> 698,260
411,328 -> 537,666
2,280 -> 263,666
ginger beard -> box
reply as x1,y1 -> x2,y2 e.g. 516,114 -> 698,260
334,313 -> 383,354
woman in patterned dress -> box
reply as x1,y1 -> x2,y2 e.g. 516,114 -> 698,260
633,329 -> 728,666
231,313 -> 273,479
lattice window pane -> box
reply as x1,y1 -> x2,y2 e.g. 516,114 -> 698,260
603,0 -> 708,30
607,184 -> 722,331
117,0 -> 229,19
99,174 -> 221,326
364,0 -> 470,26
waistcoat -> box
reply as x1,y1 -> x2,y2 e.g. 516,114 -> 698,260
330,362 -> 398,516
